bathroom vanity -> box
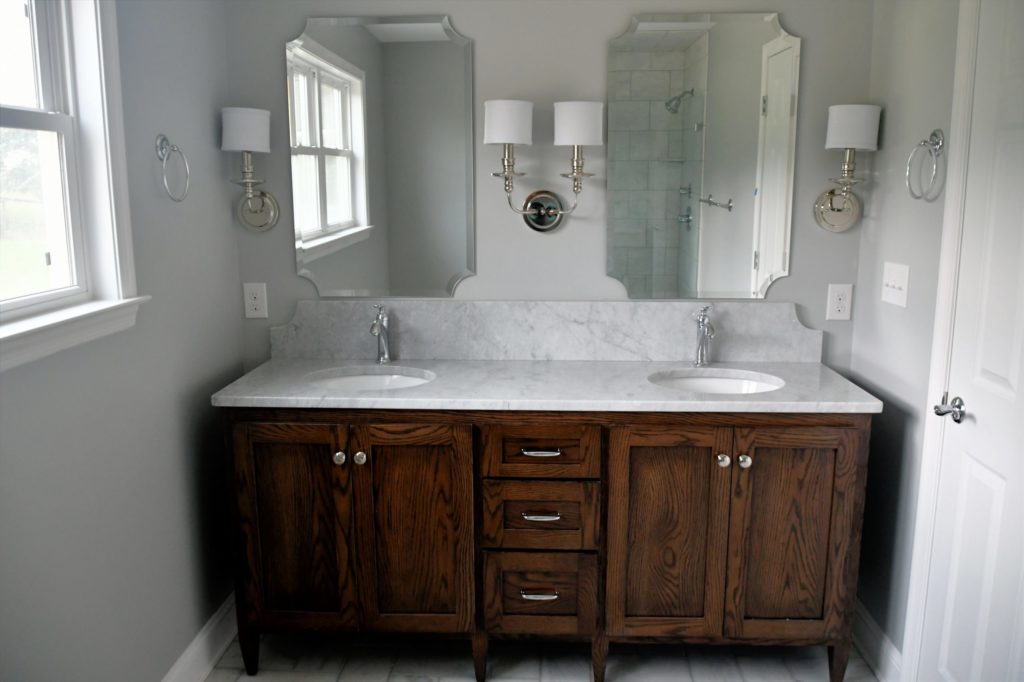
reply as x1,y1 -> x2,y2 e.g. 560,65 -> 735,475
214,304 -> 881,682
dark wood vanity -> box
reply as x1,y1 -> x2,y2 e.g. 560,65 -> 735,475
224,408 -> 869,682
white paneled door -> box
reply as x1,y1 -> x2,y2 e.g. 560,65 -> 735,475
914,1 -> 1024,680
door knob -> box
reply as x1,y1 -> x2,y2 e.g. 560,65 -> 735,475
332,451 -> 346,466
934,396 -> 966,423
716,454 -> 732,468
353,451 -> 368,466
737,454 -> 753,469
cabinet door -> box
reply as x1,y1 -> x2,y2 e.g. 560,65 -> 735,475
724,427 -> 867,640
352,423 -> 474,633
607,426 -> 732,637
231,422 -> 359,629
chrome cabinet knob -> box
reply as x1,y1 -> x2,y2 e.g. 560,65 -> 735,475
716,454 -> 732,468
353,451 -> 368,466
332,451 -> 346,466
934,396 -> 966,423
738,454 -> 753,469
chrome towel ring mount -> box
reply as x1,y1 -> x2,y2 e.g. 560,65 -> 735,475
155,133 -> 190,202
905,129 -> 944,201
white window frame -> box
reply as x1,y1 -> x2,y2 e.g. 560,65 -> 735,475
0,0 -> 147,372
286,38 -> 371,265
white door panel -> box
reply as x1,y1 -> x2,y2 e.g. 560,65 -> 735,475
917,1 -> 1024,681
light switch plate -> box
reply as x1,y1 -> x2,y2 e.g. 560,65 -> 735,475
243,282 -> 268,319
882,262 -> 909,307
826,283 -> 853,321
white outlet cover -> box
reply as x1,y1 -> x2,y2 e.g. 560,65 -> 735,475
826,283 -> 853,321
882,262 -> 909,307
243,282 -> 268,319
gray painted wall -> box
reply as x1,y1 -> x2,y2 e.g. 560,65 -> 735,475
850,0 -> 959,651
0,1 -> 242,678
223,0 -> 875,372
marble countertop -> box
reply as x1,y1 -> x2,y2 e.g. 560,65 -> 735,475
211,359 -> 882,413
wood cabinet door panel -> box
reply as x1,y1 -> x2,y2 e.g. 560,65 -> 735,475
725,427 -> 866,640
352,423 -> 474,633
607,426 -> 731,637
231,422 -> 358,629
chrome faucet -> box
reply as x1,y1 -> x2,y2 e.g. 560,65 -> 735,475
694,304 -> 715,367
369,304 -> 390,364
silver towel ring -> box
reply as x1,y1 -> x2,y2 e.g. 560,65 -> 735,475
905,129 -> 944,200
155,134 -> 190,202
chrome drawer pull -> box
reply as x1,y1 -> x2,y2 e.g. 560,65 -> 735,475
520,448 -> 562,458
521,512 -> 562,522
520,590 -> 560,601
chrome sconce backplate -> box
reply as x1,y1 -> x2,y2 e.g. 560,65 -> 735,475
813,183 -> 861,232
523,191 -> 565,232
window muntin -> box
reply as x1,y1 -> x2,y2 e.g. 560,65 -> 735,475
286,45 -> 366,241
0,0 -> 89,317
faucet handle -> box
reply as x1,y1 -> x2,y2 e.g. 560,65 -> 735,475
693,303 -> 713,320
373,303 -> 385,314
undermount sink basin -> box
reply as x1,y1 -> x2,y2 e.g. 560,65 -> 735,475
304,365 -> 436,391
648,368 -> 785,394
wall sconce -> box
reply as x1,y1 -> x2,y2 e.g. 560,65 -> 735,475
813,104 -> 881,232
484,99 -> 603,232
222,107 -> 280,232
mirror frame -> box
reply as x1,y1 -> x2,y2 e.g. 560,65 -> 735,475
288,15 -> 476,298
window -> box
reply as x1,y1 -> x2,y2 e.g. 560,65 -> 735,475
0,0 -> 144,371
286,40 -> 370,259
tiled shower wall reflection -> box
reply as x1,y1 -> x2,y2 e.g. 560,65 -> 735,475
608,34 -> 708,298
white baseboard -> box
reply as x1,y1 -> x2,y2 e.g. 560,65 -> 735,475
162,593 -> 238,682
852,600 -> 903,682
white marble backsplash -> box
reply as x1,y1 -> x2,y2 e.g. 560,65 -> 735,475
270,300 -> 823,363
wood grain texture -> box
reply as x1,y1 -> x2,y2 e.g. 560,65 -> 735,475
353,423 -> 474,633
481,424 -> 601,478
483,552 -> 597,635
725,427 -> 863,642
226,407 -> 870,431
232,423 -> 358,626
481,480 -> 599,550
224,408 -> 872,675
606,426 -> 731,637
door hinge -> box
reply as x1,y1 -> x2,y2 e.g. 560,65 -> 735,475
761,95 -> 768,116
753,250 -> 760,269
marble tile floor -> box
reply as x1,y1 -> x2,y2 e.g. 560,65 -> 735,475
207,636 -> 878,682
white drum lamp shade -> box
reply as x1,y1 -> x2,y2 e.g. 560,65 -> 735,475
554,101 -> 604,146
825,104 -> 881,151
483,100 -> 533,145
222,107 -> 271,153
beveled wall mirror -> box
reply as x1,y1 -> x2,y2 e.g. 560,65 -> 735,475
606,13 -> 800,299
286,16 -> 474,297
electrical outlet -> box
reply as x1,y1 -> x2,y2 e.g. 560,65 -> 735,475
882,262 -> 909,307
826,283 -> 853,321
243,283 -> 268,319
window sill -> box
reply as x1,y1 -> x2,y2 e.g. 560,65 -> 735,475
296,224 -> 373,266
0,296 -> 150,372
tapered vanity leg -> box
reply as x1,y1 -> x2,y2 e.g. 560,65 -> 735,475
591,633 -> 608,682
238,625 -> 260,676
472,631 -> 488,682
828,640 -> 850,682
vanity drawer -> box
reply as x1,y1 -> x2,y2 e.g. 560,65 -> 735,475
481,424 -> 601,478
483,552 -> 597,635
481,480 -> 600,550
